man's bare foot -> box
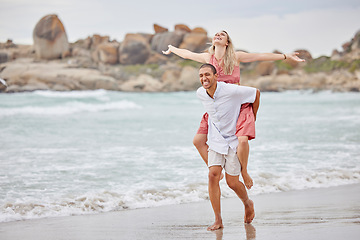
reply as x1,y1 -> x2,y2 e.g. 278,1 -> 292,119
241,171 -> 253,189
244,199 -> 255,223
207,220 -> 224,231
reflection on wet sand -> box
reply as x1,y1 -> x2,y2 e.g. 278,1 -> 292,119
211,224 -> 256,240
245,223 -> 256,239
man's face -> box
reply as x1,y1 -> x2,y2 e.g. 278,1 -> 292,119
199,67 -> 217,90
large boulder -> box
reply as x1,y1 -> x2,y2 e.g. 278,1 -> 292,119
145,52 -> 168,65
153,24 -> 168,33
0,52 -> 8,63
192,27 -> 207,35
89,34 -> 110,50
174,24 -> 191,33
178,66 -> 201,90
151,32 -> 185,54
161,68 -> 181,91
120,74 -> 163,92
0,59 -> 119,92
119,34 -> 151,65
179,32 -> 208,52
255,61 -> 275,76
294,49 -> 313,62
92,42 -> 120,64
33,14 -> 69,60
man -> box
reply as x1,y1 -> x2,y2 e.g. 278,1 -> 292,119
196,63 -> 260,231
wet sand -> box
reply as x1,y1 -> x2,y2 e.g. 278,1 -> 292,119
1,184 -> 359,240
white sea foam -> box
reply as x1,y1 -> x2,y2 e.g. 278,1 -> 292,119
0,100 -> 141,116
33,89 -> 109,99
1,168 -> 359,223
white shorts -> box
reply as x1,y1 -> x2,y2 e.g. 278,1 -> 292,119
208,148 -> 241,176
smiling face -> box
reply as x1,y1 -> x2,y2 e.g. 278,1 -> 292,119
212,31 -> 229,46
199,66 -> 218,91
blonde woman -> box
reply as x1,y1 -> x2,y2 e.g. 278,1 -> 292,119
163,30 -> 304,190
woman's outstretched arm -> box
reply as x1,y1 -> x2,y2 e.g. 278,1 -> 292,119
162,45 -> 209,63
236,51 -> 305,63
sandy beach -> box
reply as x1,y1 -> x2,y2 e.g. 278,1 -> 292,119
0,184 -> 359,240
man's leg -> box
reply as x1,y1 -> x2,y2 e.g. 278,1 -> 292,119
208,165 -> 224,231
237,136 -> 253,189
225,173 -> 255,223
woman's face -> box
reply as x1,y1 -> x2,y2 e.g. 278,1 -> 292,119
212,31 -> 228,46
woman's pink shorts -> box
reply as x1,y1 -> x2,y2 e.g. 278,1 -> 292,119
196,103 -> 255,140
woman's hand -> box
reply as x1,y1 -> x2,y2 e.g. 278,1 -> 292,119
162,45 -> 173,55
286,52 -> 306,62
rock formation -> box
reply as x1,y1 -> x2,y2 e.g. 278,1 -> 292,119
153,24 -> 168,33
33,14 -> 69,60
151,32 -> 184,54
92,42 -> 119,65
119,34 -> 151,65
0,14 -> 359,93
179,32 -> 209,52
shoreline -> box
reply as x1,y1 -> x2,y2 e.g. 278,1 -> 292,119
1,184 -> 359,240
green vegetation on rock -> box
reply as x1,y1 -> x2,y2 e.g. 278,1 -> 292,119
177,59 -> 202,68
274,60 -> 295,71
304,56 -> 360,73
121,63 -> 163,78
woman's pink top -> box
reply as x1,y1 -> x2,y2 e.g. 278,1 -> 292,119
209,55 -> 241,84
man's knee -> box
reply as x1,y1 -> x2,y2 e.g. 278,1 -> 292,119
208,168 -> 221,181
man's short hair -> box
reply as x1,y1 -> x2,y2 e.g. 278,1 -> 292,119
200,63 -> 217,75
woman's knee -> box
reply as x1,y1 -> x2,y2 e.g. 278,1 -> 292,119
238,136 -> 249,144
193,134 -> 207,148
237,137 -> 249,148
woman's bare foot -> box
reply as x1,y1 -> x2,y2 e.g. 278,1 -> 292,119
207,220 -> 224,231
241,170 -> 253,189
244,199 -> 255,223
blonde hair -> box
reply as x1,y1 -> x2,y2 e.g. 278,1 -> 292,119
208,30 -> 237,75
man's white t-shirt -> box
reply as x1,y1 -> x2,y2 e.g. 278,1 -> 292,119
197,82 -> 257,154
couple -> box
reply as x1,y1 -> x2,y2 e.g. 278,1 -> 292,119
163,30 -> 305,230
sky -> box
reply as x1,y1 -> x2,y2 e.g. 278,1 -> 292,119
1,0 -> 360,57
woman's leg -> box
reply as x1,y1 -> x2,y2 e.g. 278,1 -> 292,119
193,133 -> 224,180
193,133 -> 208,165
226,173 -> 255,223
237,136 -> 253,189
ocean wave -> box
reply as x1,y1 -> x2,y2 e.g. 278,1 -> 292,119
252,168 -> 360,194
0,183 -> 209,223
1,168 -> 359,223
0,100 -> 142,116
33,89 -> 109,99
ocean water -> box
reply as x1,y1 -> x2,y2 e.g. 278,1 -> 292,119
0,90 -> 359,222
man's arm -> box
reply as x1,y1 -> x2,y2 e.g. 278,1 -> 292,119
252,89 -> 260,121
230,85 -> 260,120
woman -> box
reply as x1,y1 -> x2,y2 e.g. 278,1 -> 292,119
163,30 -> 304,189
